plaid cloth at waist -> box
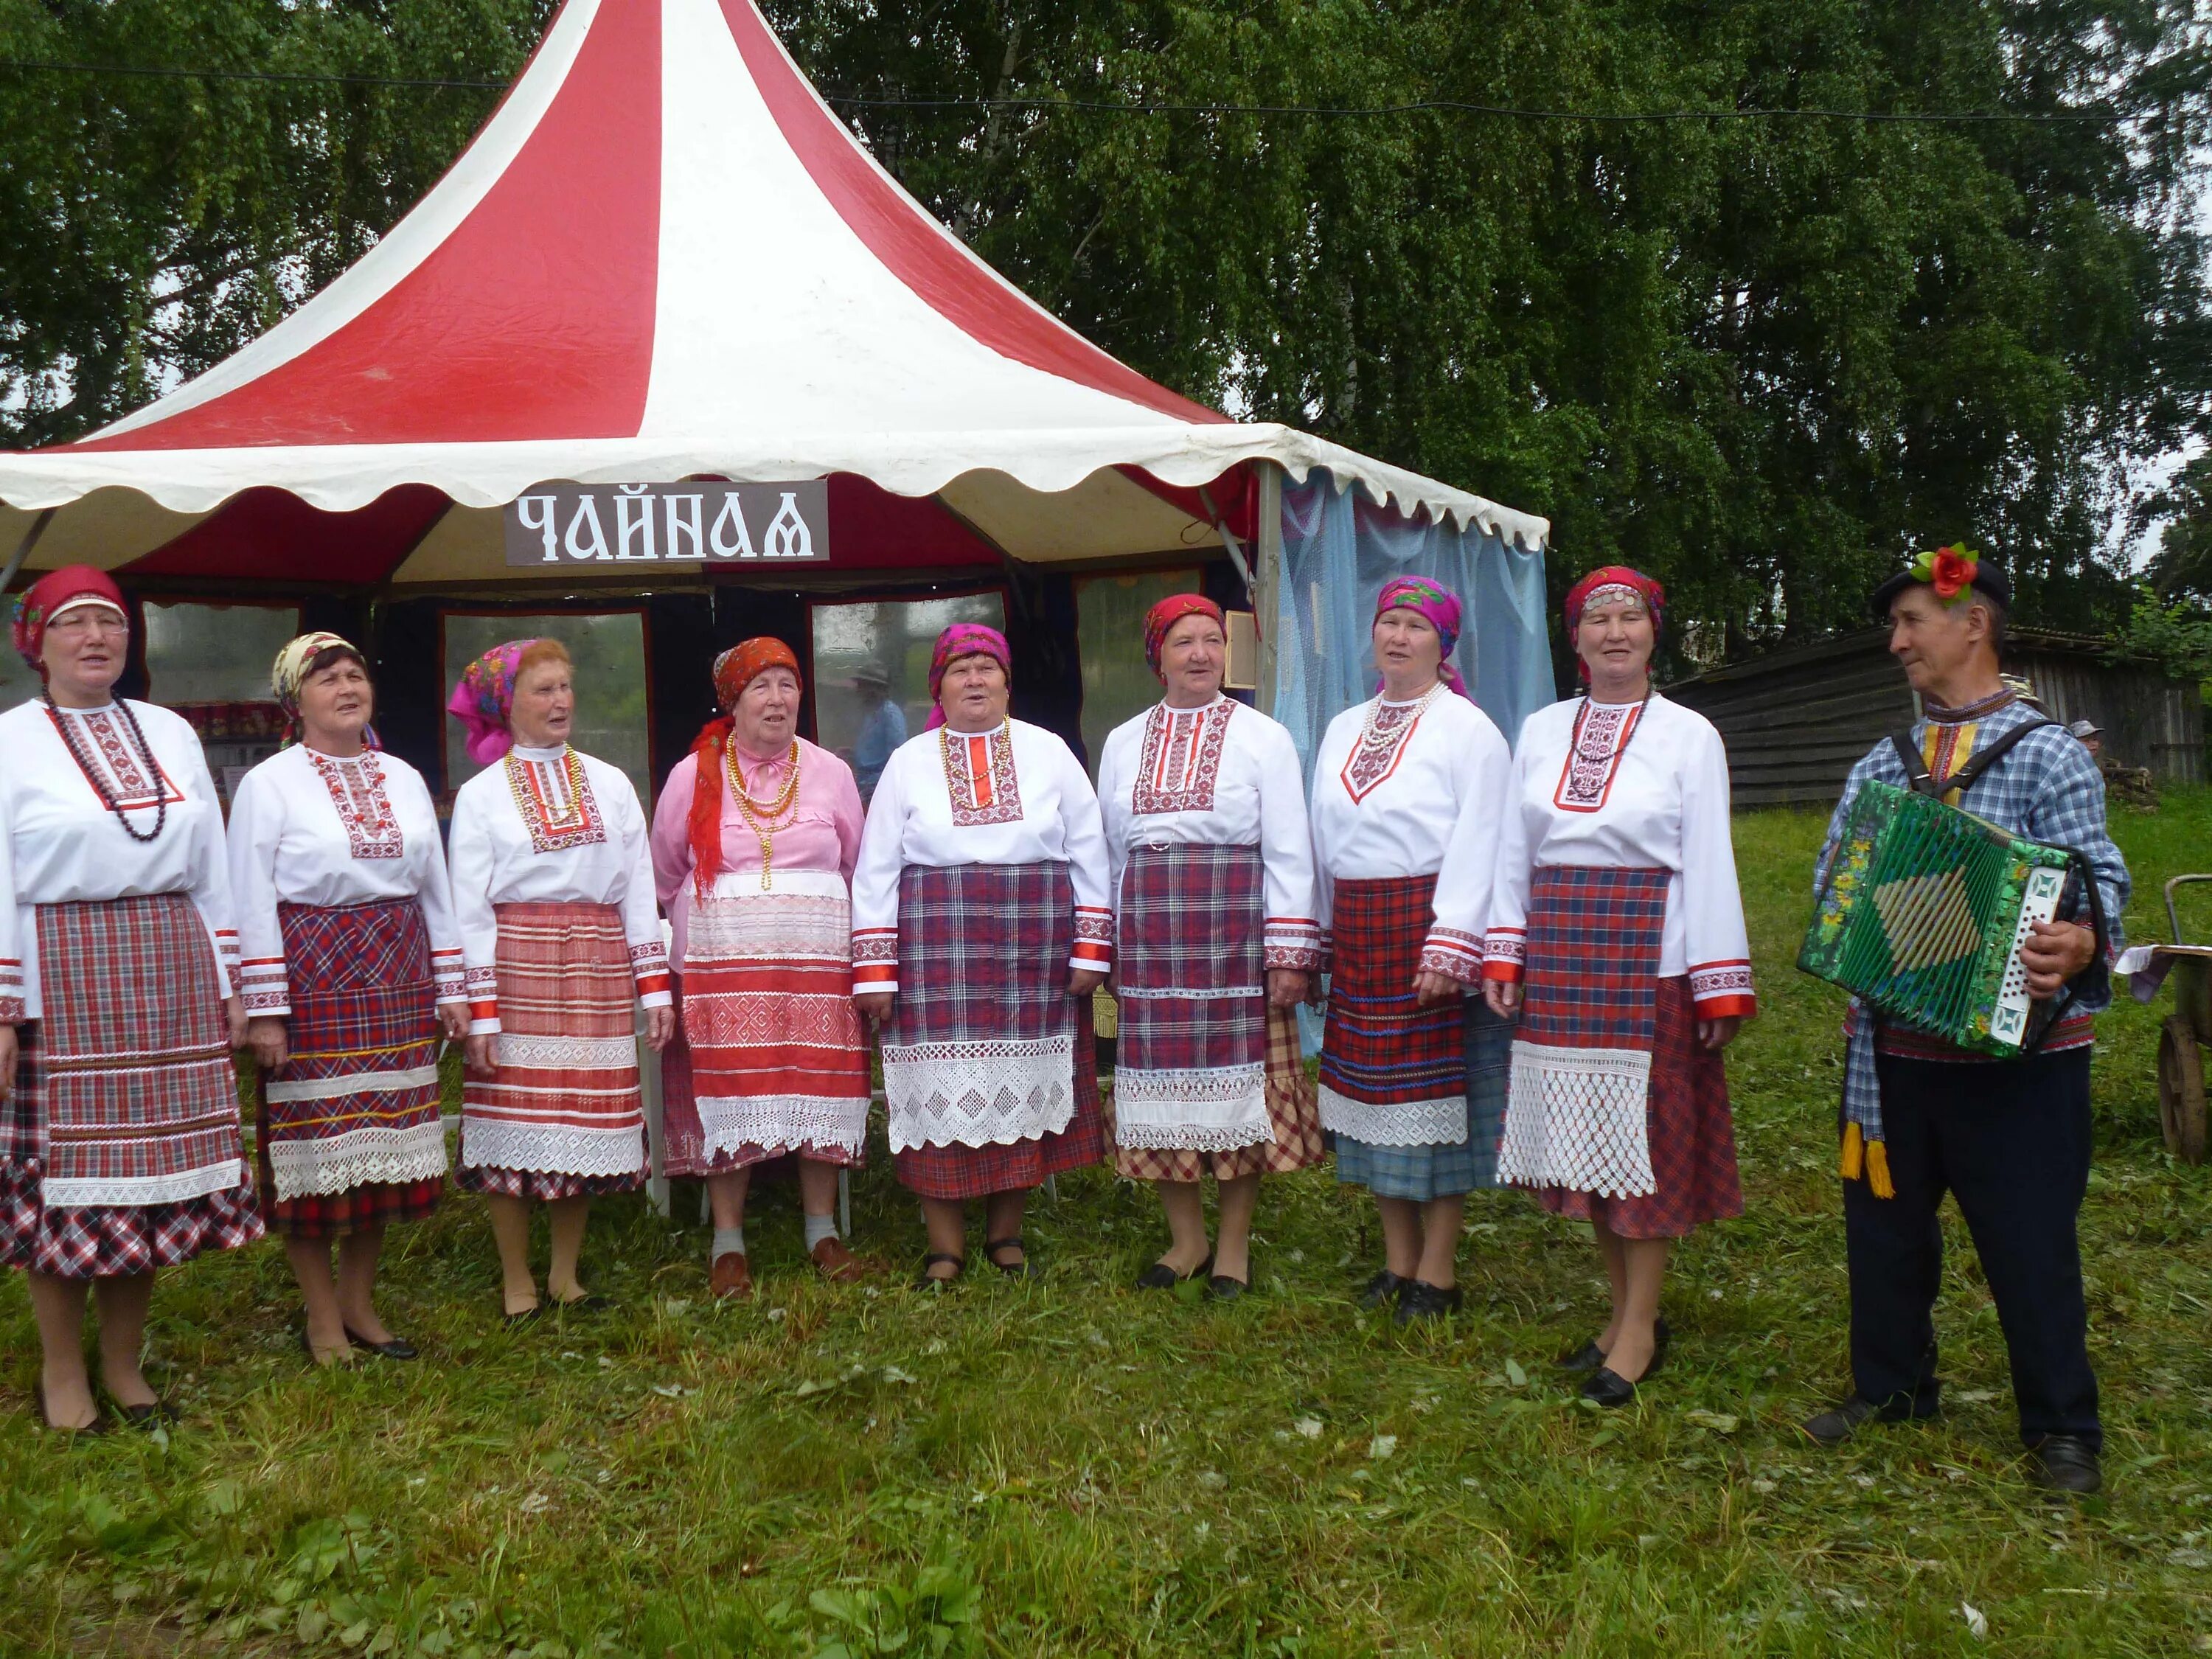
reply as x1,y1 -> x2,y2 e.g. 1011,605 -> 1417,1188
1115,842 -> 1267,1088
1319,874 -> 1463,1107
1519,866 -> 1671,1048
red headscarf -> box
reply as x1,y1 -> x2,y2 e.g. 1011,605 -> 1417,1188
686,638 -> 803,898
1143,594 -> 1225,681
1562,566 -> 1666,684
924,623 -> 1012,731
11,565 -> 128,678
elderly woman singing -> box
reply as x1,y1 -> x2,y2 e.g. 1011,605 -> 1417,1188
650,637 -> 873,1298
1,566 -> 261,1432
446,639 -> 674,1318
227,633 -> 467,1366
1096,595 -> 1322,1296
851,624 -> 1111,1284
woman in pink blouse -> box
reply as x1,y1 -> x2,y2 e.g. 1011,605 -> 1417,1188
650,638 -> 872,1298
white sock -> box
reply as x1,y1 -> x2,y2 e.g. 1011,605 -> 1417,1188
804,1213 -> 839,1251
712,1226 -> 745,1259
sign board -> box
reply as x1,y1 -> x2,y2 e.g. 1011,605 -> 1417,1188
504,481 -> 830,568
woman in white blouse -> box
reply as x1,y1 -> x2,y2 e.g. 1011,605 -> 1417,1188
228,633 -> 467,1365
445,639 -> 674,1319
1096,594 -> 1322,1297
1482,566 -> 1755,1408
851,623 -> 1110,1285
0,566 -> 260,1433
1310,577 -> 1514,1324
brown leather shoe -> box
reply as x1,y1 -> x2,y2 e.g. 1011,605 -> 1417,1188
709,1251 -> 753,1300
810,1236 -> 869,1283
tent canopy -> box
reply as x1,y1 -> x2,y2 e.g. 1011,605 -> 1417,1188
0,0 -> 1547,585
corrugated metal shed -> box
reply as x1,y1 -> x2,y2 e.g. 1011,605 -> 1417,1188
1665,628 -> 2205,807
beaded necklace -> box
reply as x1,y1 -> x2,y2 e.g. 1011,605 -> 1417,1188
726,740 -> 801,889
503,746 -> 591,841
42,693 -> 168,844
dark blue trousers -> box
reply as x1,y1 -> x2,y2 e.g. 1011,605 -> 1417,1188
1844,1046 -> 2101,1450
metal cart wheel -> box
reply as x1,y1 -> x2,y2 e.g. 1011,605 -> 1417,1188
2158,1013 -> 2208,1165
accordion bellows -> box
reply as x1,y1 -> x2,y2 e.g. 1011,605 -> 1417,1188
1800,781 -> 2071,1055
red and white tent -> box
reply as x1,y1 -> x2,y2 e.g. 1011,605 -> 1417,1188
0,0 -> 1547,585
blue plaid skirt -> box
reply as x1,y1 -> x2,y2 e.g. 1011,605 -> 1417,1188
1334,995 -> 1511,1199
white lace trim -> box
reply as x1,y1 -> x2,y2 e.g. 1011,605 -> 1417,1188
1114,984 -> 1265,1002
265,1121 -> 450,1202
695,1092 -> 870,1158
1110,1062 -> 1271,1149
1317,1086 -> 1467,1148
1496,1040 -> 1654,1197
44,1158 -> 244,1208
265,1063 -> 442,1105
460,1118 -> 645,1178
881,1035 -> 1076,1151
495,1032 -> 639,1071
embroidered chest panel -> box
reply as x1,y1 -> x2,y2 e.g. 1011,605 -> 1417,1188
310,752 -> 405,860
63,709 -> 181,811
1340,697 -> 1431,805
1553,699 -> 1643,813
942,728 -> 1023,827
507,752 -> 608,854
1133,700 -> 1234,815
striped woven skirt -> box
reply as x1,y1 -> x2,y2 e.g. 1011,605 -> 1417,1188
458,900 -> 646,1200
1318,874 -> 1469,1150
884,860 -> 1104,1201
1,894 -> 262,1279
256,899 -> 446,1238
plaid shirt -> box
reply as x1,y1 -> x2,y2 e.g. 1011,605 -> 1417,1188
1817,695 -> 2130,1136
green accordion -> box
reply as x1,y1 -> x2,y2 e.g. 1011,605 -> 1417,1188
1799,779 -> 2073,1055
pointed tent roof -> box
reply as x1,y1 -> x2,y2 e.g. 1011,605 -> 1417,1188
0,0 -> 1546,583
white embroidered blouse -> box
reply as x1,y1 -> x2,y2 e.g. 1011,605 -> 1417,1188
224,744 -> 466,1018
1481,693 -> 1757,1016
850,719 -> 1113,995
445,743 -> 673,1035
1096,696 -> 1321,970
0,698 -> 237,1023
1308,687 -> 1514,979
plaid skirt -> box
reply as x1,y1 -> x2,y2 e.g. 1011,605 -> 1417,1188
885,860 -> 1103,1201
1110,844 -> 1272,1153
659,972 -> 863,1178
259,900 -> 448,1212
1335,995 -> 1511,1200
1,895 -> 262,1279
459,901 -> 645,1192
1318,874 -> 1467,1147
1112,1004 -> 1322,1183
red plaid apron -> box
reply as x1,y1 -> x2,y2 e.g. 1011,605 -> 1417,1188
1318,874 -> 1467,1145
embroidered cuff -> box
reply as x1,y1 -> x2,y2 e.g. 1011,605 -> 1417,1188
1419,927 -> 1486,986
432,947 -> 466,1006
1481,928 -> 1526,984
2,959 -> 27,1025
1071,906 -> 1113,972
639,985 -> 674,1009
1264,918 -> 1324,972
237,956 -> 291,1018
852,928 -> 899,994
465,964 -> 499,1035
1689,959 -> 1756,1018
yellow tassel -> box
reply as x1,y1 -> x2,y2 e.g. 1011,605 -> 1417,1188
1839,1121 -> 1864,1181
1865,1139 -> 1895,1200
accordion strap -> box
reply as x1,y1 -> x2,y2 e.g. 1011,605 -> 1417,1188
1887,716 -> 2053,800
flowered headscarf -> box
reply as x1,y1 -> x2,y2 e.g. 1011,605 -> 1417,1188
1563,566 -> 1666,686
271,630 -> 369,748
1373,576 -> 1473,700
925,623 -> 1012,730
712,636 -> 800,713
445,639 -> 545,765
11,565 -> 128,678
687,637 -> 805,897
1143,593 -> 1225,681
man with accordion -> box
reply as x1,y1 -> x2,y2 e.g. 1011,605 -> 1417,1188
1799,547 -> 2129,1497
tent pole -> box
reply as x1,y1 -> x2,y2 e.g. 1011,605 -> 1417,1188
1,507 -> 56,594
1253,464 -> 1282,717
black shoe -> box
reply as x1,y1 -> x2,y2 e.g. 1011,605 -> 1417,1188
34,1381 -> 106,1437
1557,1315 -> 1670,1376
912,1251 -> 966,1290
1393,1281 -> 1463,1325
1134,1253 -> 1212,1290
551,1293 -> 613,1313
1582,1366 -> 1638,1408
1801,1394 -> 1933,1446
2028,1436 -> 2103,1496
985,1237 -> 1037,1279
344,1326 -> 419,1361
502,1301 -> 543,1326
1357,1270 -> 1410,1310
104,1393 -> 178,1430
1206,1273 -> 1248,1301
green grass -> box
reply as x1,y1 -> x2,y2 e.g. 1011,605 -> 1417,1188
6,792 -> 2212,1657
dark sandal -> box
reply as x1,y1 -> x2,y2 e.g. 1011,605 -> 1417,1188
914,1251 -> 967,1290
985,1237 -> 1037,1279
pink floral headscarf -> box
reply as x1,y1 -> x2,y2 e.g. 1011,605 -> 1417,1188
445,639 -> 545,765
1374,576 -> 1473,700
925,623 -> 1012,731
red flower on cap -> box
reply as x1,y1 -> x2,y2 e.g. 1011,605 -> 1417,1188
1930,544 -> 1977,600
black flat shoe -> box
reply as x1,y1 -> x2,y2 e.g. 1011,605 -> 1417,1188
913,1251 -> 966,1290
550,1293 -> 613,1313
1357,1269 -> 1410,1310
502,1302 -> 543,1326
2028,1435 -> 2103,1496
34,1381 -> 105,1437
1557,1316 -> 1671,1376
345,1327 -> 419,1361
1582,1366 -> 1638,1408
985,1237 -> 1037,1279
1207,1273 -> 1248,1301
103,1394 -> 178,1430
1135,1253 -> 1213,1290
1394,1281 -> 1464,1325
1800,1394 -> 1932,1446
